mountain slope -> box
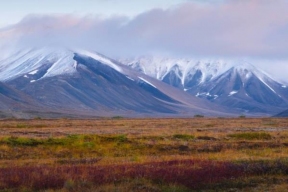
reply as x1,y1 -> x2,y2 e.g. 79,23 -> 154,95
1,48 -> 233,117
274,109 -> 288,117
188,64 -> 288,113
123,57 -> 288,114
0,81 -> 38,110
0,81 -> 46,118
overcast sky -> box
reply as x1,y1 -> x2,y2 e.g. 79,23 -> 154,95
0,0 -> 190,27
0,0 -> 288,81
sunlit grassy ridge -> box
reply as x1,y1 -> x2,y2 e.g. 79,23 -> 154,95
0,118 -> 288,191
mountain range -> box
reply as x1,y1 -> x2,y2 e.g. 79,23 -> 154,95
122,56 -> 288,115
0,47 -> 233,118
0,47 -> 287,118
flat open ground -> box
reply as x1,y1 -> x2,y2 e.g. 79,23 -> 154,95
0,117 -> 288,191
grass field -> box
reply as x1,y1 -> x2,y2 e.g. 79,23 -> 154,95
0,117 -> 288,191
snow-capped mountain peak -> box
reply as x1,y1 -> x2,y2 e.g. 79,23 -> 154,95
0,47 -> 235,117
75,49 -> 123,73
121,56 -> 288,113
0,47 -> 75,81
0,47 -> 123,82
121,57 -> 258,87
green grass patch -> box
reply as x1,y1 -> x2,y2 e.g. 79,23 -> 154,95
228,132 -> 272,140
3,136 -> 43,146
0,134 -> 130,149
173,134 -> 195,140
16,124 -> 28,128
100,134 -> 128,143
196,136 -> 217,140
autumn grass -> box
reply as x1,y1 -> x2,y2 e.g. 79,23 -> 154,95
0,159 -> 288,191
0,159 -> 246,190
172,134 -> 195,140
228,132 -> 272,140
0,117 -> 288,191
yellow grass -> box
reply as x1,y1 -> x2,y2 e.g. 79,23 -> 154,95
0,117 -> 288,191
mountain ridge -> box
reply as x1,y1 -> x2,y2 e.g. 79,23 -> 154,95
0,47 -> 235,118
122,56 -> 288,114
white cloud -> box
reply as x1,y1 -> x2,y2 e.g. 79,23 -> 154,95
0,0 -> 288,80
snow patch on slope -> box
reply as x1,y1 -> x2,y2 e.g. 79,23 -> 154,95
258,77 -> 276,94
0,47 -> 76,81
138,77 -> 157,88
29,70 -> 38,75
228,91 -> 238,96
77,50 -> 122,73
0,47 -> 126,82
126,76 -> 134,81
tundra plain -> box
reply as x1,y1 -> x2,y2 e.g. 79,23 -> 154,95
0,117 -> 288,191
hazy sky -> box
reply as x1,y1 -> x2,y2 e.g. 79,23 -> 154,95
0,0 -> 288,81
0,0 -> 189,27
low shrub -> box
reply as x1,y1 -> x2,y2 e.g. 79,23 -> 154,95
0,160 -> 244,190
228,132 -> 272,140
16,124 -> 28,128
194,114 -> 204,118
111,116 -> 124,119
100,134 -> 128,143
173,134 -> 195,140
197,136 -> 217,141
4,136 -> 43,146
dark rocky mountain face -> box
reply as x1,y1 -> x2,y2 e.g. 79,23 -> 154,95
162,65 -> 183,89
184,69 -> 203,89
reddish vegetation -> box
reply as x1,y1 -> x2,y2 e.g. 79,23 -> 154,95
0,118 -> 288,190
0,160 -> 244,190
